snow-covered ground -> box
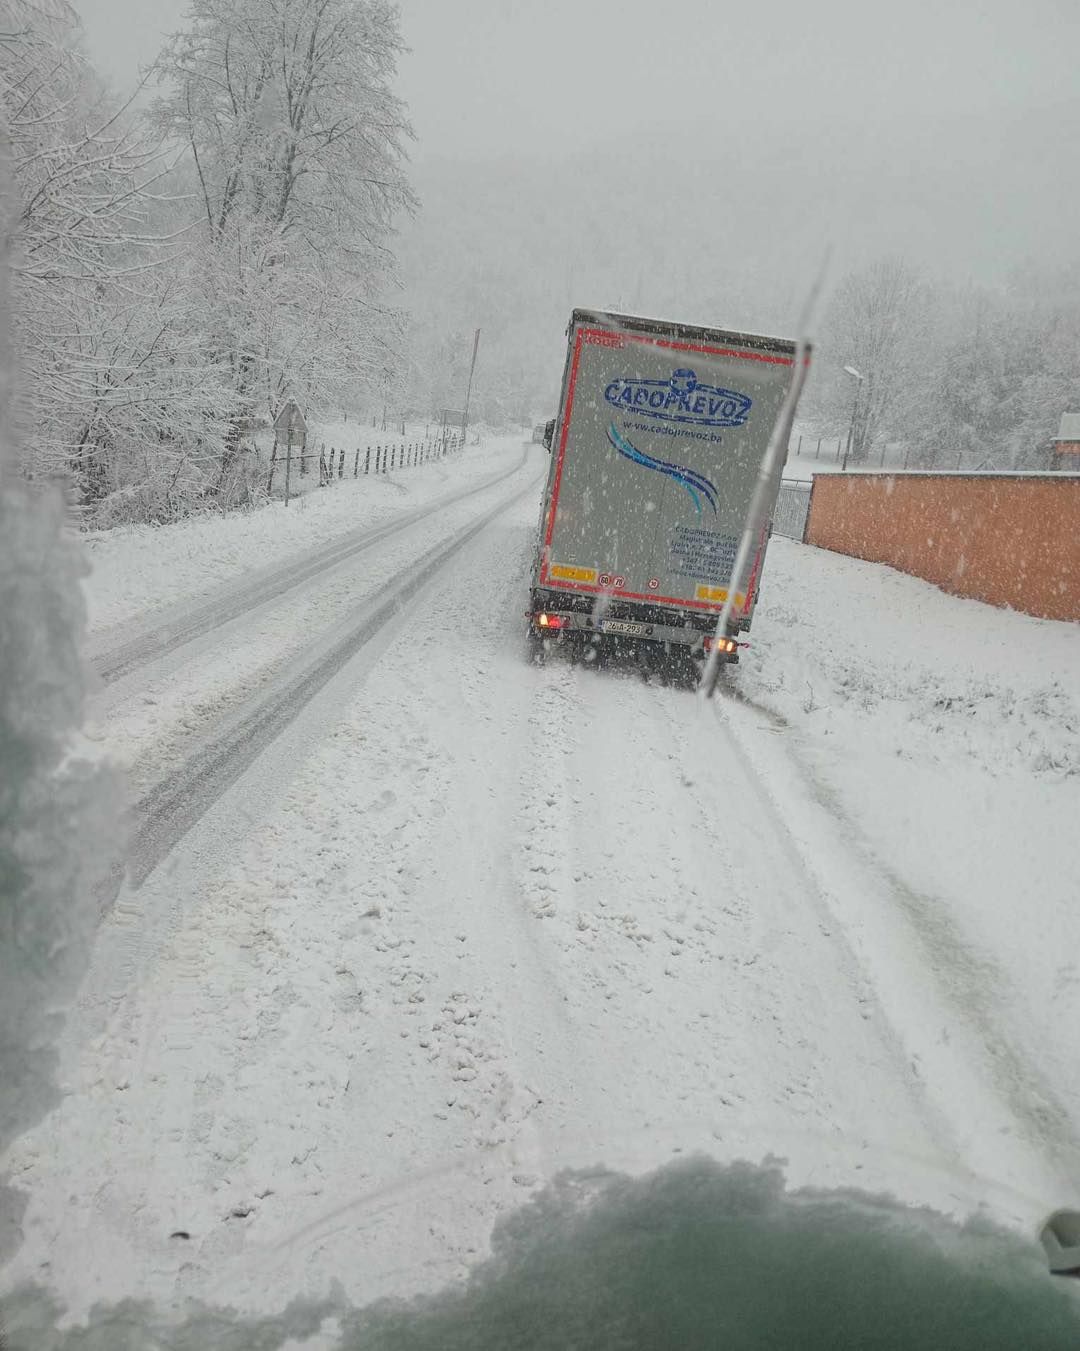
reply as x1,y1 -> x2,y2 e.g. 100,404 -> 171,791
81,433 -> 516,635
782,453 -> 841,482
3,444 -> 1079,1325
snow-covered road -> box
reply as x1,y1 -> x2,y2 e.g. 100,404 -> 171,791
4,436 -> 1080,1322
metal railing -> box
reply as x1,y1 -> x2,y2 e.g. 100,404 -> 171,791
267,433 -> 462,503
773,478 -> 812,541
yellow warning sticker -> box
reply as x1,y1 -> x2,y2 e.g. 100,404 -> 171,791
695,585 -> 747,606
550,564 -> 598,584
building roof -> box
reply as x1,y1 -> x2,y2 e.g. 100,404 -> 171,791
1053,412 -> 1080,442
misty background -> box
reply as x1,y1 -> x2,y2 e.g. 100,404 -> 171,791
5,0 -> 1078,528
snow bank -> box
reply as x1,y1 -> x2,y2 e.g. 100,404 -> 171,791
0,480 -> 117,1259
746,538 -> 1080,779
782,454 -> 842,482
739,540 -> 1080,1199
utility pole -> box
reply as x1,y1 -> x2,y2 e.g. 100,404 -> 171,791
840,365 -> 864,472
284,427 -> 292,506
461,328 -> 481,448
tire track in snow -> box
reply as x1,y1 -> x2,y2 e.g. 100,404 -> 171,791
63,476 -> 548,1152
127,472 -> 541,888
147,499 -> 582,1296
795,738 -> 1080,1162
92,463 -> 541,807
89,448 -> 530,686
536,659 -> 931,1150
708,693 -> 1080,1214
517,660 -> 579,922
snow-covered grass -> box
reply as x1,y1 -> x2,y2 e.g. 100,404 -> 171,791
782,453 -> 842,482
738,539 -> 1080,1211
746,538 -> 1080,779
254,418 -> 459,504
79,434 -> 526,634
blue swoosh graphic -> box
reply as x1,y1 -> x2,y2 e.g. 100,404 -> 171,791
607,422 -> 719,516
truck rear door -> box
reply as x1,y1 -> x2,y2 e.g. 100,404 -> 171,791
539,314 -> 795,622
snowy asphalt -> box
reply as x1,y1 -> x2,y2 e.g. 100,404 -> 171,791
3,438 -> 1078,1319
126,473 -> 540,886
89,448 -> 530,686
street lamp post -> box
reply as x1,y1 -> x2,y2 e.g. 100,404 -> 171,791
840,365 -> 864,472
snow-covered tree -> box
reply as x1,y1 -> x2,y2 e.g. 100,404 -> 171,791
151,0 -> 415,445
808,258 -> 927,464
2,3 -> 159,483
897,268 -> 1080,470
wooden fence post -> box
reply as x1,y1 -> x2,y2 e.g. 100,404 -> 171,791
338,447 -> 345,479
284,430 -> 293,506
365,448 -> 371,474
267,441 -> 278,494
354,448 -> 360,477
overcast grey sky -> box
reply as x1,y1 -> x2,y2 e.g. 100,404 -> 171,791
76,0 -> 1080,160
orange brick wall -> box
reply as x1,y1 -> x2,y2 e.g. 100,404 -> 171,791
805,473 -> 1080,623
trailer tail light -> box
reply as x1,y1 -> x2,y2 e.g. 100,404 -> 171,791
537,612 -> 568,630
704,635 -> 739,655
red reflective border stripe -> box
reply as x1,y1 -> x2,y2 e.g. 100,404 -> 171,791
742,526 -> 768,611
582,326 -> 795,365
539,325 -> 586,584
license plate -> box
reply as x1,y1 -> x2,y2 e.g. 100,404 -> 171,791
601,619 -> 648,637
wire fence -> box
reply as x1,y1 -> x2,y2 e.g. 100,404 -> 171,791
773,478 -> 812,541
786,432 -> 1014,473
267,432 -> 462,503
788,433 -> 846,463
